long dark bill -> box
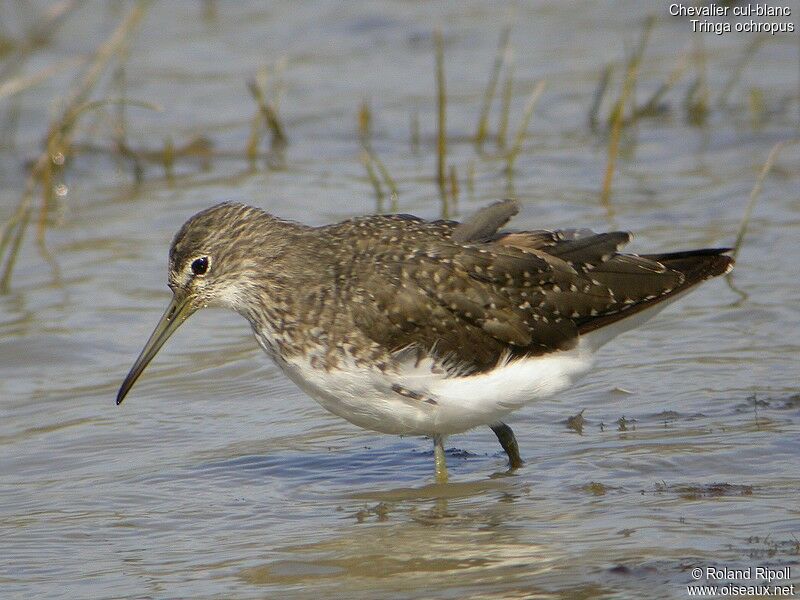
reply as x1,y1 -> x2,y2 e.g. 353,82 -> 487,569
116,293 -> 196,405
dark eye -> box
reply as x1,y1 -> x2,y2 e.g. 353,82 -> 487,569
191,257 -> 209,276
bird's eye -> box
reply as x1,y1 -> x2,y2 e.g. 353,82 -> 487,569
191,257 -> 209,276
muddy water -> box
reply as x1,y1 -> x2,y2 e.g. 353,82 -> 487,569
1,2 -> 798,599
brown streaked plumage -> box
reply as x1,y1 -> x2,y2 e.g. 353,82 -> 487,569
116,200 -> 733,481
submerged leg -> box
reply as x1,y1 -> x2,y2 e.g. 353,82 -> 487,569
490,422 -> 524,469
433,434 -> 448,483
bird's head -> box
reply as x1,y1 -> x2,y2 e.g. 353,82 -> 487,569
116,202 -> 296,406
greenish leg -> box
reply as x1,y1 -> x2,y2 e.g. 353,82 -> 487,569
433,434 -> 448,483
491,422 -> 524,469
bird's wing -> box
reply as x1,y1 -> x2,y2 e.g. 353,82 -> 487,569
491,229 -> 731,335
338,210 -> 730,374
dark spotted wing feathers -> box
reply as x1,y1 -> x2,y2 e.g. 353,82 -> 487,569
336,205 -> 732,373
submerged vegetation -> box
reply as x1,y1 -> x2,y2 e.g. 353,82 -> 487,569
0,4 -> 796,290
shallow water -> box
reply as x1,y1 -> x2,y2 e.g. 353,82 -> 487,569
1,2 -> 799,599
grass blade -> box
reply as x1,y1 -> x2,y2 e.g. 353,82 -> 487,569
475,26 -> 511,146
733,141 -> 792,259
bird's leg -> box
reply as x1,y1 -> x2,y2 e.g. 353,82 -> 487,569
490,422 -> 524,469
433,434 -> 448,483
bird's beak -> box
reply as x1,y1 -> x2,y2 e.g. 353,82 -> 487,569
116,292 -> 196,405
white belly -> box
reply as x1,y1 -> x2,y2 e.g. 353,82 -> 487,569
266,339 -> 595,436
251,287 -> 686,436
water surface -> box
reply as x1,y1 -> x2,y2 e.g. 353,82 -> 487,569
1,2 -> 798,598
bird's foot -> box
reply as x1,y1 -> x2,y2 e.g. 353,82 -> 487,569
490,422 -> 524,470
433,434 -> 448,484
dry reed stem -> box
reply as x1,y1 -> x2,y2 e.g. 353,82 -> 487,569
630,51 -> 689,121
246,111 -> 263,163
496,50 -> 514,149
717,35 -> 765,107
449,164 -> 459,207
36,98 -> 160,241
409,110 -> 420,153
361,150 -> 385,211
466,160 -> 475,197
600,109 -> 624,211
0,201 -> 28,262
162,136 -> 175,180
475,26 -> 511,147
0,58 -> 83,100
588,64 -> 612,130
61,98 -> 160,139
434,29 -> 447,213
686,25 -> 709,123
0,1 -> 150,290
0,207 -> 30,292
733,141 -> 793,259
506,80 -> 546,173
357,101 -> 398,211
600,22 -> 649,209
626,16 -> 655,118
358,100 -> 371,145
62,3 -> 150,119
371,152 -> 399,204
247,78 -> 287,146
37,2 -> 151,244
271,57 -> 288,112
